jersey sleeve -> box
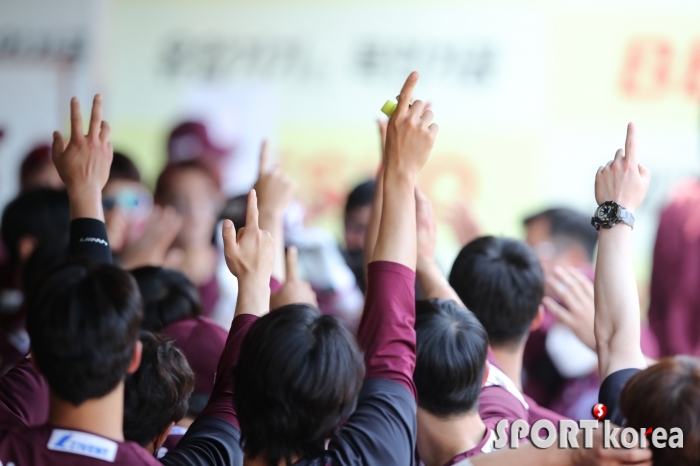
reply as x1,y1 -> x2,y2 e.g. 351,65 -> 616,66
0,357 -> 48,427
356,261 -> 416,398
599,368 -> 640,426
68,218 -> 112,264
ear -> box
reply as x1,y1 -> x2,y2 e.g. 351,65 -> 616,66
29,348 -> 41,375
126,340 -> 142,375
529,305 -> 545,331
482,361 -> 490,387
152,422 -> 175,453
18,236 -> 38,262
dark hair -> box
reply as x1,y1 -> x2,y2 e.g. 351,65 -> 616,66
234,305 -> 365,466
620,356 -> 700,466
448,236 -> 544,347
26,261 -> 143,405
523,208 -> 598,260
1,188 -> 70,261
23,236 -> 69,296
344,179 -> 376,214
131,266 -> 202,332
109,151 -> 141,183
124,331 -> 195,448
20,144 -> 53,189
414,299 -> 488,417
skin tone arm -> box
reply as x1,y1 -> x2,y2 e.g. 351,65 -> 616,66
52,95 -> 113,221
415,187 -> 465,306
594,123 -> 651,379
371,72 -> 437,268
255,140 -> 295,283
222,189 -> 275,318
363,120 -> 387,270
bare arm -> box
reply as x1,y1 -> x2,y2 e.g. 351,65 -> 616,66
415,187 -> 465,306
593,123 -> 651,379
364,120 -> 387,270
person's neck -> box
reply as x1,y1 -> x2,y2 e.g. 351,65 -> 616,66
491,343 -> 525,391
48,383 -> 126,442
417,408 -> 487,466
177,415 -> 195,428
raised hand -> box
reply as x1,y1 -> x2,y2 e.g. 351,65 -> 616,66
544,267 -> 596,351
445,201 -> 481,247
120,206 -> 183,269
384,72 -> 438,180
270,247 -> 318,309
254,140 -> 295,281
52,95 -> 113,220
595,123 -> 651,213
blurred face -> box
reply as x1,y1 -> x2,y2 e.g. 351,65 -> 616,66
103,179 -> 153,250
344,205 -> 371,252
158,168 -> 221,248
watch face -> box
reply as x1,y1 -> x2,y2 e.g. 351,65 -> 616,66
596,202 -> 621,225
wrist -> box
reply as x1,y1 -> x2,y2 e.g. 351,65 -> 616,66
384,162 -> 419,184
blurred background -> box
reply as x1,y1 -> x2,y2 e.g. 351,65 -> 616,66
2,0 -> 700,282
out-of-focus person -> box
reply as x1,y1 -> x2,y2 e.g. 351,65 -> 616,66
19,144 -> 64,192
648,179 -> 700,357
155,160 -> 224,317
341,179 -> 376,294
167,121 -> 231,176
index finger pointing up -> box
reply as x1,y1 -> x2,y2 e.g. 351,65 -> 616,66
396,72 -> 419,114
624,122 -> 636,166
285,246 -> 299,282
70,97 -> 84,141
259,140 -> 269,177
245,189 -> 259,229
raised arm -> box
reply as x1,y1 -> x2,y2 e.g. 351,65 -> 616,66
415,187 -> 465,306
52,95 -> 113,263
594,123 -> 651,379
255,141 -> 295,283
363,120 -> 387,269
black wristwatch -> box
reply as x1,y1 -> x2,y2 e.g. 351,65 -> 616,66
591,201 -> 635,231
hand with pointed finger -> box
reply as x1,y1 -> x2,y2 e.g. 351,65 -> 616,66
384,72 -> 438,180
120,205 -> 183,269
595,123 -> 651,213
254,141 -> 296,219
446,201 -> 481,247
222,190 -> 274,283
52,95 -> 113,220
544,266 -> 596,351
270,247 -> 318,309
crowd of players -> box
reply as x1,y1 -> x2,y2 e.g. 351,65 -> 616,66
0,71 -> 697,465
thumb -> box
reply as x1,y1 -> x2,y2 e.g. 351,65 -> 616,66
222,219 -> 237,249
52,131 -> 64,161
286,246 -> 299,282
638,163 -> 652,181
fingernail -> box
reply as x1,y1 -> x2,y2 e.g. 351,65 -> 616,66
223,219 -> 233,229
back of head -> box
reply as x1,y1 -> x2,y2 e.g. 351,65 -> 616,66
524,208 -> 598,261
20,144 -> 62,191
131,266 -> 202,331
1,188 -> 70,262
414,299 -> 488,417
124,331 -> 194,448
621,356 -> 700,465
23,236 -> 69,296
448,236 -> 544,347
109,151 -> 141,183
26,261 -> 143,405
234,305 -> 365,465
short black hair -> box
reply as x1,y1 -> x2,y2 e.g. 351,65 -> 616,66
344,179 -> 376,214
26,261 -> 143,405
1,188 -> 70,261
131,266 -> 202,332
109,151 -> 141,183
448,236 -> 544,347
124,331 -> 194,448
234,305 -> 365,466
523,208 -> 598,260
414,299 -> 488,417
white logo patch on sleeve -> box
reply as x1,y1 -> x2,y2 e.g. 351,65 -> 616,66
47,429 -> 118,462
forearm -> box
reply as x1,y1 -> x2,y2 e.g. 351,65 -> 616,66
259,211 -> 285,282
371,171 -> 416,270
67,186 -> 105,222
594,226 -> 646,378
471,442 -> 570,466
416,257 -> 464,306
234,276 -> 271,318
364,167 -> 385,269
